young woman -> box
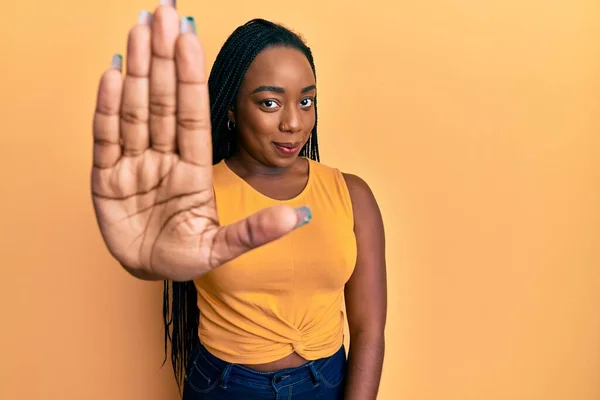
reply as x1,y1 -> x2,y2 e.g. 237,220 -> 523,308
91,2 -> 387,399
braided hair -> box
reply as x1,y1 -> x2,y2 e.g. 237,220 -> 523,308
162,18 -> 321,392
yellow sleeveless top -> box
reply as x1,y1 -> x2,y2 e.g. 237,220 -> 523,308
193,157 -> 357,364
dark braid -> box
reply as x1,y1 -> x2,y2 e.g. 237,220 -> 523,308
162,18 -> 321,393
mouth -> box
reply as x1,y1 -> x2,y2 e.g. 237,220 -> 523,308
272,141 -> 302,155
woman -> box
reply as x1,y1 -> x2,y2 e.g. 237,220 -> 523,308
91,1 -> 387,399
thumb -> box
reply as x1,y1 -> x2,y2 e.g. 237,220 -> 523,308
209,205 -> 312,268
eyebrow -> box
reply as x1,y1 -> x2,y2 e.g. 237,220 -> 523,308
250,85 -> 317,95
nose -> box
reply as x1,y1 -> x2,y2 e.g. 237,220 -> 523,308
279,106 -> 303,133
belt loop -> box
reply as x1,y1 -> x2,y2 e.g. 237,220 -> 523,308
308,363 -> 321,387
219,364 -> 233,389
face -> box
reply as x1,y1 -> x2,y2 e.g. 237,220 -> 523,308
228,46 -> 317,168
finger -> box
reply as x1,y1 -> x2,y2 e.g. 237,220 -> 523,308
120,11 -> 153,156
93,55 -> 123,168
176,17 -> 212,166
149,5 -> 180,153
210,206 -> 313,268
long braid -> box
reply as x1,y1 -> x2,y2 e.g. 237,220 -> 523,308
162,18 -> 321,394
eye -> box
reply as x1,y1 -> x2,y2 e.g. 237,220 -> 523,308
300,97 -> 314,108
260,99 -> 280,109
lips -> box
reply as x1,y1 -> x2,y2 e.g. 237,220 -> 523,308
273,141 -> 302,156
273,142 -> 301,149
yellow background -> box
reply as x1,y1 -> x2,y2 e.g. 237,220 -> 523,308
1,0 -> 599,399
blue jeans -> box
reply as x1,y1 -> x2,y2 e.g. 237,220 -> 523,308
182,341 -> 347,399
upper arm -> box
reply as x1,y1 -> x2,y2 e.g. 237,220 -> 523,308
342,173 -> 387,336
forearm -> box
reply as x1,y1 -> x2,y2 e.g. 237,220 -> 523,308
120,261 -> 205,282
122,263 -> 168,281
344,331 -> 385,400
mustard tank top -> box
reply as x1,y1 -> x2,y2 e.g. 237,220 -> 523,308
193,158 -> 357,364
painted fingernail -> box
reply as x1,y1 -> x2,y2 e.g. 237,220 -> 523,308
180,16 -> 196,35
294,206 -> 312,228
111,54 -> 122,70
160,0 -> 176,7
138,10 -> 152,25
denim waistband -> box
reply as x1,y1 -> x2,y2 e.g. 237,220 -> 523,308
195,341 -> 345,390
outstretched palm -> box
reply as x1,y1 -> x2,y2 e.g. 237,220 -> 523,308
91,5 -> 302,281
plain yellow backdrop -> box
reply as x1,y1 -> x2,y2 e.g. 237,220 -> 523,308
1,0 -> 599,399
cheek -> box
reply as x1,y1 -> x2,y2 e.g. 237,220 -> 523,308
304,110 -> 316,129
240,109 -> 279,138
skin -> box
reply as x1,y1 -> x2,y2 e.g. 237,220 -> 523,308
225,46 -> 388,398
225,46 -> 315,199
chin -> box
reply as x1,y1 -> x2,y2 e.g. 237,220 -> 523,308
267,154 -> 300,168
268,142 -> 305,167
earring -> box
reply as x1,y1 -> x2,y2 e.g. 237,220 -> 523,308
227,120 -> 236,131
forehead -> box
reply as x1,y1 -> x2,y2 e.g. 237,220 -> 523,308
242,46 -> 315,88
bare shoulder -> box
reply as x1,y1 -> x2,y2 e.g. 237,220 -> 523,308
342,173 -> 378,209
309,160 -> 380,215
342,173 -> 371,193
341,173 -> 384,233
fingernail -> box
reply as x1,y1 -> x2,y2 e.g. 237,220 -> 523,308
294,206 -> 312,228
138,10 -> 152,25
180,16 -> 196,35
111,54 -> 122,70
160,0 -> 176,7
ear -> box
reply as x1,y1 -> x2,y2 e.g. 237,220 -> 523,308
227,106 -> 235,123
